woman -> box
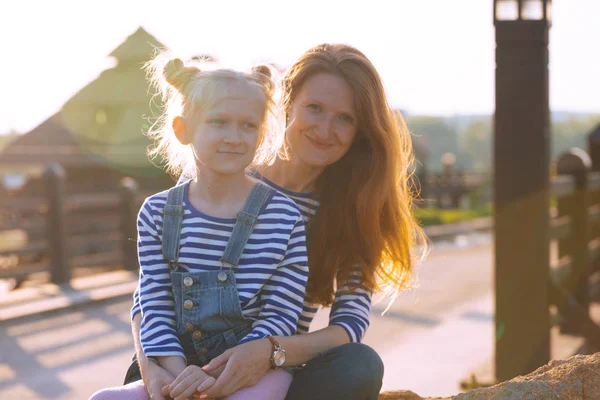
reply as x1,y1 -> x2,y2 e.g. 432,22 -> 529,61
127,43 -> 425,400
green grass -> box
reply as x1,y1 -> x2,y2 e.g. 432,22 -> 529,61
414,204 -> 493,226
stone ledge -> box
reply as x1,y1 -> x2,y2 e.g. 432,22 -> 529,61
379,352 -> 600,400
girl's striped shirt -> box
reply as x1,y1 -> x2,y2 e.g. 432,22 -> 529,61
137,183 -> 308,358
132,172 -> 373,344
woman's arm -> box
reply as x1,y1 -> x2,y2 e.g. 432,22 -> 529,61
328,270 -> 373,343
275,324 -> 350,365
199,324 -> 349,399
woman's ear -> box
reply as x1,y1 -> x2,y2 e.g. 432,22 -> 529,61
172,116 -> 191,145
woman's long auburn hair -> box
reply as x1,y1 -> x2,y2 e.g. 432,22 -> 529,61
282,44 -> 427,306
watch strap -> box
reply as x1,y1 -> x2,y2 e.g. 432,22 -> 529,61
266,335 -> 282,369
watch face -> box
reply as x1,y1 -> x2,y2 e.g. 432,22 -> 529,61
274,350 -> 286,366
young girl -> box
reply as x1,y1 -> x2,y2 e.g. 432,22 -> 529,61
90,56 -> 308,400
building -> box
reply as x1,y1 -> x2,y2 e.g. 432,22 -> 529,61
0,27 -> 174,193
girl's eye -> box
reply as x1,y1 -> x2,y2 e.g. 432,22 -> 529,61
209,119 -> 224,126
307,104 -> 322,112
245,122 -> 258,130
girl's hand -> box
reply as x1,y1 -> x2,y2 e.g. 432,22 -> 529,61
141,360 -> 175,400
164,365 -> 216,400
199,338 -> 272,398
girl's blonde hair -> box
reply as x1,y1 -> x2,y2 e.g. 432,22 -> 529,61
145,53 -> 284,178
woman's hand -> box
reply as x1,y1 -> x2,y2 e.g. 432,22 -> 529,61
162,365 -> 216,400
199,338 -> 272,398
141,360 -> 175,400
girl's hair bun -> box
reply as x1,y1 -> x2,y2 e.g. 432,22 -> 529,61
163,58 -> 199,92
252,65 -> 272,78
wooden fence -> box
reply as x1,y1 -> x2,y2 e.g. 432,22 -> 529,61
548,142 -> 600,347
425,170 -> 489,209
0,164 -> 146,285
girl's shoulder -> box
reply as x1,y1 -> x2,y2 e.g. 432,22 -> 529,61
140,184 -> 184,216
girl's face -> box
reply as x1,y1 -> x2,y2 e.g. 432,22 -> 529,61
186,83 -> 266,176
286,73 -> 358,169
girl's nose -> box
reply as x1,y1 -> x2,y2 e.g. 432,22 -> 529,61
223,126 -> 242,144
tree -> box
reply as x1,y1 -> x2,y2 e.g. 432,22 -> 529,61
406,116 -> 462,170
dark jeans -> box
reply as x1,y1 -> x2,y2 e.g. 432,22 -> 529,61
286,342 -> 383,400
124,342 -> 384,400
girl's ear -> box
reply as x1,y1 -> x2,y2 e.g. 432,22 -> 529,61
172,116 -> 191,145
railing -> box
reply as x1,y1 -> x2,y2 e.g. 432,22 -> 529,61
0,164 -> 148,285
424,169 -> 489,209
548,148 -> 600,346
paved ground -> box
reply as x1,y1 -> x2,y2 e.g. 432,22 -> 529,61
0,237 -> 590,399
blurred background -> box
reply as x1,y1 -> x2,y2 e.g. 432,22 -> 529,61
0,1 -> 599,399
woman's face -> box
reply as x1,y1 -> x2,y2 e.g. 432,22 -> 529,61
286,73 -> 358,169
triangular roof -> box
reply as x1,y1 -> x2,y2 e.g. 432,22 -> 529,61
0,114 -> 103,166
109,27 -> 165,63
0,27 -> 166,177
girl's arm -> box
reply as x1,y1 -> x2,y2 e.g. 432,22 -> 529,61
137,200 -> 186,368
132,309 -> 178,400
238,216 -> 309,344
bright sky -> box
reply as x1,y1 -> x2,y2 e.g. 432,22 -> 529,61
1,0 -> 598,134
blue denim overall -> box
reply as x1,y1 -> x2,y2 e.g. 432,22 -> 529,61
162,182 -> 273,366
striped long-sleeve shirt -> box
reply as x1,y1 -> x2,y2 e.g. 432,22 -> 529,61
137,183 -> 308,358
132,172 -> 373,344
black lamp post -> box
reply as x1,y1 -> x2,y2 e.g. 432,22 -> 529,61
493,0 -> 552,382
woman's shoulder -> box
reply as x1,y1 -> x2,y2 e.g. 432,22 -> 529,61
248,169 -> 318,220
261,186 -> 304,222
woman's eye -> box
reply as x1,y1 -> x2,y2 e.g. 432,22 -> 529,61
307,104 -> 322,112
339,115 -> 354,124
245,122 -> 258,130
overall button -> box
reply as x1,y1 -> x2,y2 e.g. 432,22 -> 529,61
198,347 -> 208,355
192,331 -> 202,340
183,300 -> 194,310
185,323 -> 194,332
183,277 -> 194,287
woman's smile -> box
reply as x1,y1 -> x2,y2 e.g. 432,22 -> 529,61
306,134 -> 333,150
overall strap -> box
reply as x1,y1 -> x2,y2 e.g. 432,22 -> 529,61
220,183 -> 273,267
162,183 -> 186,266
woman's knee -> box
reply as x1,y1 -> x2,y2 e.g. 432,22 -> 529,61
292,342 -> 383,398
329,342 -> 384,385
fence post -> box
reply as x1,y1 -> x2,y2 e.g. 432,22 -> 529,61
451,169 -> 464,209
440,153 -> 455,209
588,125 -> 600,255
556,149 -> 591,334
44,163 -> 70,284
120,177 -> 139,272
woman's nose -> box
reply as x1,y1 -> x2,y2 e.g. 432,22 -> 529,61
314,117 -> 333,140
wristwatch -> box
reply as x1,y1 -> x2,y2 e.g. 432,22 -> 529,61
266,335 -> 286,369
